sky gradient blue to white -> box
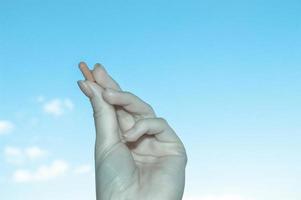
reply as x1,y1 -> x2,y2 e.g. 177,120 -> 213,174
0,0 -> 301,200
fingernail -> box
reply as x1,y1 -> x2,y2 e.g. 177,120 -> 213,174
78,61 -> 87,69
94,63 -> 106,72
77,80 -> 94,97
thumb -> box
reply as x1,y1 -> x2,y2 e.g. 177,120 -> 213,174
77,80 -> 121,153
77,80 -> 137,193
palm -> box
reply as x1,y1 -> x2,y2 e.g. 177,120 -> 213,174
114,109 -> 186,200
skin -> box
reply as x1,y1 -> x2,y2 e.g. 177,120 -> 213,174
77,62 -> 187,200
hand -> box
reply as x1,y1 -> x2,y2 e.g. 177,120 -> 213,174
77,62 -> 187,200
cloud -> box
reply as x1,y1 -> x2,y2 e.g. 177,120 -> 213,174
4,146 -> 47,164
42,98 -> 74,116
12,160 -> 69,183
185,194 -> 254,200
4,146 -> 22,157
4,146 -> 24,164
25,146 -> 47,160
73,164 -> 92,174
0,120 -> 14,135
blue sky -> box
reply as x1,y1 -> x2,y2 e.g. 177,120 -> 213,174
0,0 -> 300,200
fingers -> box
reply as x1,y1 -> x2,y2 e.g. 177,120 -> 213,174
77,61 -> 136,132
102,88 -> 156,117
92,63 -> 121,90
123,118 -> 180,143
91,63 -> 137,131
79,62 -> 95,82
78,61 -> 120,90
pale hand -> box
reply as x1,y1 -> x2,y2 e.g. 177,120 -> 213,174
77,63 -> 187,200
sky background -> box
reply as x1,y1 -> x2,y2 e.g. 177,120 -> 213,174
0,0 -> 300,200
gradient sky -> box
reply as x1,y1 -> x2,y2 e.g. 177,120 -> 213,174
0,0 -> 300,200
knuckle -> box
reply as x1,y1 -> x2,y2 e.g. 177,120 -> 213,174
145,103 -> 154,113
182,151 -> 188,165
123,91 -> 133,97
157,117 -> 168,126
93,109 -> 105,119
135,118 -> 147,129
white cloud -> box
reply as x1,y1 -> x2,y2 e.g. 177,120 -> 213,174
184,194 -> 254,200
13,160 -> 69,183
4,146 -> 47,164
43,98 -> 74,116
4,146 -> 24,164
0,120 -> 14,135
25,146 -> 47,160
4,146 -> 22,157
73,164 -> 92,174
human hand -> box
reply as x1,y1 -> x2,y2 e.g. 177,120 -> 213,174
77,62 -> 187,200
